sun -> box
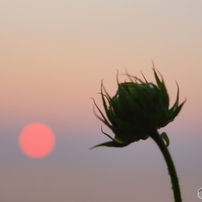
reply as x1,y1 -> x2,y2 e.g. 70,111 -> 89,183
19,123 -> 55,159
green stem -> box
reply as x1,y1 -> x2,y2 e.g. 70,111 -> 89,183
149,129 -> 182,202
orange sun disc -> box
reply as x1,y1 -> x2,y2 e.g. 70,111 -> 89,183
19,123 -> 55,158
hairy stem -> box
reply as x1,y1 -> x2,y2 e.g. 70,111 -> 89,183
149,129 -> 182,202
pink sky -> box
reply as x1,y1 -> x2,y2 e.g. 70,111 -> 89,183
0,0 -> 202,201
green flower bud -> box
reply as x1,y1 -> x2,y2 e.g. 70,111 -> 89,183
91,68 -> 186,148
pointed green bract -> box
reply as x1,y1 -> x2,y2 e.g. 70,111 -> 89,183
160,132 -> 170,147
92,68 -> 186,148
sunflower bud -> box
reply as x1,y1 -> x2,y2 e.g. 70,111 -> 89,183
91,68 -> 186,148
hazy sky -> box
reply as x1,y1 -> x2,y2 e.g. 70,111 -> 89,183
0,1 -> 202,201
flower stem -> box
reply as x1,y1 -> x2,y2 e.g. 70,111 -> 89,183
149,129 -> 182,202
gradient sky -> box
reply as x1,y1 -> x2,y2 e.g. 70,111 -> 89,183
0,0 -> 202,201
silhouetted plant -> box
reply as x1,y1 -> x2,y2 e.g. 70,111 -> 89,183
91,65 -> 186,202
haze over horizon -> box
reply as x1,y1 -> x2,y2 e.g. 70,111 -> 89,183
0,1 -> 202,201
